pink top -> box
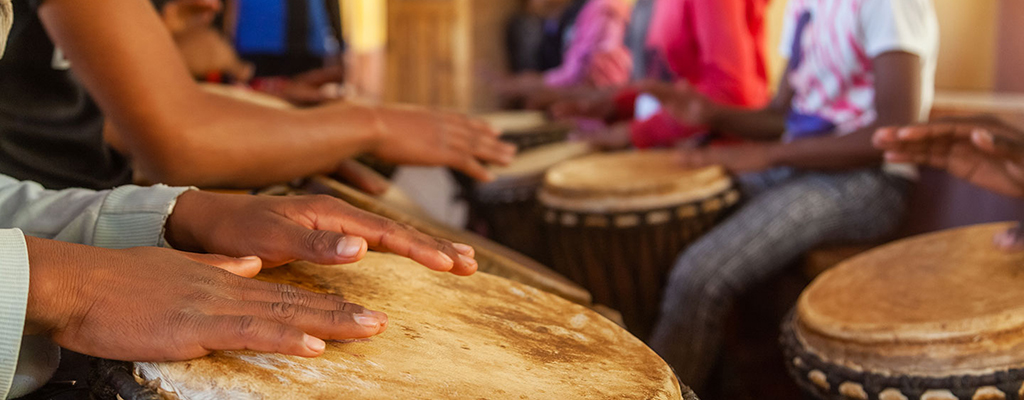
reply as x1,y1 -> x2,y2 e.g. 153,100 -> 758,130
544,0 -> 633,88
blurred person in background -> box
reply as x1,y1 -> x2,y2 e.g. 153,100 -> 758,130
497,0 -> 633,105
554,0 -> 771,150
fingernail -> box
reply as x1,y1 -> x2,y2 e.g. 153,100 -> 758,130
304,334 -> 326,352
437,250 -> 454,267
336,236 -> 364,258
354,312 -> 381,328
453,243 -> 474,255
241,256 -> 261,261
458,254 -> 478,269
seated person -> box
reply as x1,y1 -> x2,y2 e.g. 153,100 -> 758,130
0,0 -> 515,193
874,117 -> 1024,250
498,0 -> 633,102
0,174 -> 479,399
641,0 -> 938,390
555,0 -> 771,150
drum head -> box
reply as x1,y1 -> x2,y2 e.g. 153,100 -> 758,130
198,83 -> 294,110
477,141 -> 595,196
796,222 -> 1024,375
479,111 -> 548,133
539,151 -> 732,213
136,253 -> 682,399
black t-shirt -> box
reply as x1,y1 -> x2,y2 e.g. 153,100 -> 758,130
0,0 -> 133,190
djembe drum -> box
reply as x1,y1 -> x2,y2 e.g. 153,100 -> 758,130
479,111 -> 572,152
92,253 -> 697,400
782,223 -> 1024,400
539,151 -> 740,337
472,141 -> 595,262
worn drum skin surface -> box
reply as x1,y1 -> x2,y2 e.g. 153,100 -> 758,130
784,223 -> 1024,400
135,253 -> 684,400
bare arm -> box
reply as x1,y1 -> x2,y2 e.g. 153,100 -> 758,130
38,0 -> 511,188
704,81 -> 792,141
640,68 -> 792,141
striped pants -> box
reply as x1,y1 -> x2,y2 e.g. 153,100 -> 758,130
648,167 -> 910,390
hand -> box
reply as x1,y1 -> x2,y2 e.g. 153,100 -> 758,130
676,143 -> 776,174
25,238 -> 387,361
159,0 -> 222,35
368,105 -> 517,182
165,191 -> 479,275
276,64 -> 347,106
637,80 -> 716,127
873,120 -> 1024,198
551,90 -> 617,120
570,122 -> 632,150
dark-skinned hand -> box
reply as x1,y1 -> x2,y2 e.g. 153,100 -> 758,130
25,237 -> 386,361
367,105 -> 517,182
165,191 -> 479,275
874,117 -> 1024,252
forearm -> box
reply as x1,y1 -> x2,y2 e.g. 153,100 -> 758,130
707,104 -> 787,140
768,128 -> 883,170
124,94 -> 381,188
39,0 -> 380,189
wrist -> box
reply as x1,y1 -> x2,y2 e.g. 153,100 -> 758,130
163,190 -> 213,252
764,143 -> 787,168
24,237 -> 86,335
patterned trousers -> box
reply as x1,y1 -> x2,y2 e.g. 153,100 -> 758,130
648,167 -> 910,391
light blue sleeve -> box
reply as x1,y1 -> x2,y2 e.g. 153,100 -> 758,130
0,174 -> 192,248
0,229 -> 30,400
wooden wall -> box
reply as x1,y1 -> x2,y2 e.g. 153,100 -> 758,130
384,0 -> 519,113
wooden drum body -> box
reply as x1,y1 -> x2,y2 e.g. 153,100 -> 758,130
782,223 -> 1024,400
94,253 -> 693,400
472,141 -> 595,262
539,151 -> 740,338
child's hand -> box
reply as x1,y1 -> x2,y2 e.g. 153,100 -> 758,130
164,191 -> 478,275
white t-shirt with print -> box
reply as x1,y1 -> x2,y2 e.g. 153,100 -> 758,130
778,0 -> 939,135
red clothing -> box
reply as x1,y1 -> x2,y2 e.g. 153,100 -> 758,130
627,0 -> 771,148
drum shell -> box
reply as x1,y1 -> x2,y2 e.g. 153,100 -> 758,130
541,188 -> 740,338
499,123 -> 570,153
780,311 -> 1024,400
471,176 -> 548,264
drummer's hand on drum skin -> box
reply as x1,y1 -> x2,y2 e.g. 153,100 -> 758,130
164,191 -> 479,275
24,237 -> 388,361
873,119 -> 1024,199
675,143 -> 777,174
365,105 -> 517,182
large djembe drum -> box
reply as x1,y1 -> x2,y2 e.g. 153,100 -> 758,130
92,253 -> 697,400
782,223 -> 1024,400
539,151 -> 740,337
472,141 -> 595,262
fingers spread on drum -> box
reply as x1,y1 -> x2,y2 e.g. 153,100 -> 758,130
214,300 -> 387,341
319,202 -> 479,275
235,281 -> 353,311
191,315 -> 326,358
